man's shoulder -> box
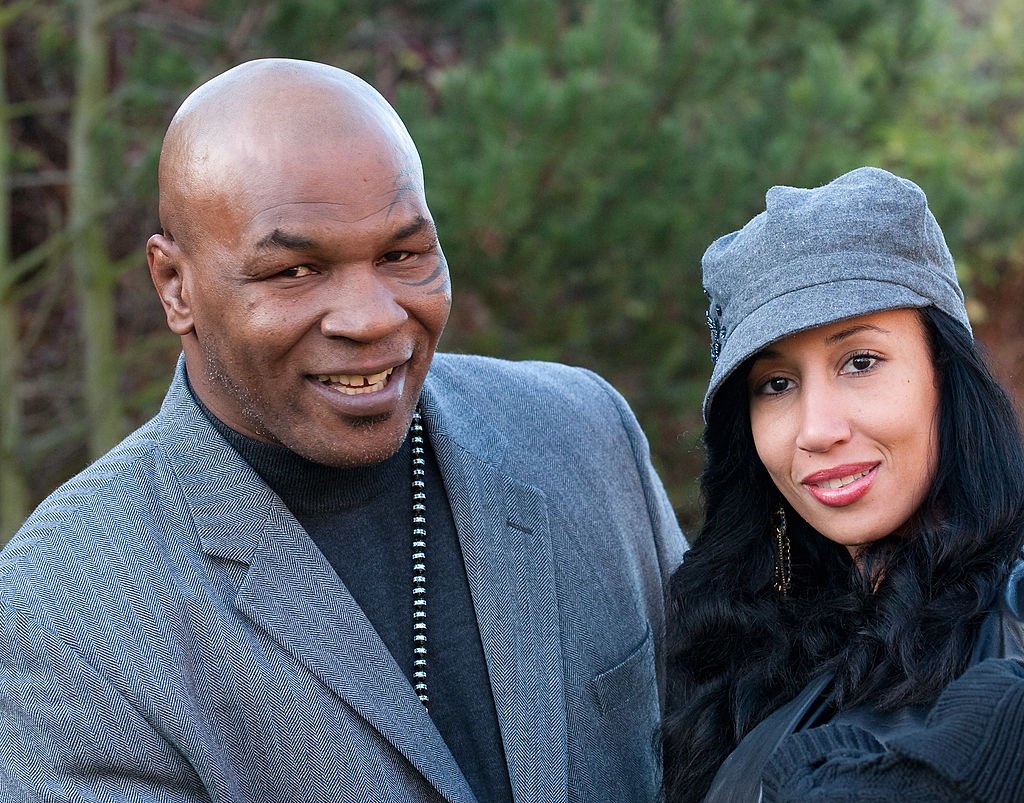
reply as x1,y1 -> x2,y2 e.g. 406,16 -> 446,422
426,352 -> 641,450
2,373 -> 223,561
2,418 -> 162,554
430,352 -> 614,401
0,387 -> 237,618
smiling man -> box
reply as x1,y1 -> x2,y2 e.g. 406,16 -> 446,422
150,61 -> 449,469
0,60 -> 685,803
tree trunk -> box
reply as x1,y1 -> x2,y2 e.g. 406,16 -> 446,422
69,0 -> 126,459
0,9 -> 30,542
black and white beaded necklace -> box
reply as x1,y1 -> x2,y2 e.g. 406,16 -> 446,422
410,408 -> 430,708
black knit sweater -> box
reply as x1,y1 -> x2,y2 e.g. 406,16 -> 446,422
764,658 -> 1024,802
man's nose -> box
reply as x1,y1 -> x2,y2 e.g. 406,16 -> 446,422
319,267 -> 408,342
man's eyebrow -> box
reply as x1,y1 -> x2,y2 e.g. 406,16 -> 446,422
254,217 -> 435,252
392,215 -> 436,241
255,229 -> 318,252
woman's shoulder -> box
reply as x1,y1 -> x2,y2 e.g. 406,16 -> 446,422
1002,559 -> 1024,620
970,558 -> 1024,663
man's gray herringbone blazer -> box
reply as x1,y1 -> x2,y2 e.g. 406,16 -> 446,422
0,353 -> 686,803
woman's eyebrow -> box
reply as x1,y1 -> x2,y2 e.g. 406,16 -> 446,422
751,324 -> 893,363
824,323 -> 890,345
752,347 -> 782,362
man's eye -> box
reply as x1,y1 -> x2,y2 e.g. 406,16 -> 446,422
278,265 -> 316,278
380,251 -> 413,263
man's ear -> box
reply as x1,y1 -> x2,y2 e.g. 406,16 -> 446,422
147,233 -> 195,336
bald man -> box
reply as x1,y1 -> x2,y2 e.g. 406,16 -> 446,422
0,60 -> 685,803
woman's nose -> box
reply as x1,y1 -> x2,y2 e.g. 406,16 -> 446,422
795,380 -> 852,453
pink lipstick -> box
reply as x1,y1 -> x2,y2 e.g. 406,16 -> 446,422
801,462 -> 879,507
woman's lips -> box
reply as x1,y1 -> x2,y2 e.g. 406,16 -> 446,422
801,463 -> 879,507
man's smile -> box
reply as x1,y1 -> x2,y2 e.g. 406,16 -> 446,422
314,366 -> 396,395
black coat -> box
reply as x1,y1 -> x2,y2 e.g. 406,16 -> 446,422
703,562 -> 1024,802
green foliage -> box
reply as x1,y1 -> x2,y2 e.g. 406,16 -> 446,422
397,0 -> 953,517
5,0 -> 1024,538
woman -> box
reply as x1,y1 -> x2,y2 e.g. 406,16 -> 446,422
663,166 -> 1024,802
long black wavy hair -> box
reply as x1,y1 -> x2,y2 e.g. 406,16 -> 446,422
662,306 -> 1024,802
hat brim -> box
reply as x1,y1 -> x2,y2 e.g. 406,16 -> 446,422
702,277 -> 932,419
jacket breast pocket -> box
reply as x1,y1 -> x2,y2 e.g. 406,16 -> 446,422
592,623 -> 656,715
585,623 -> 661,800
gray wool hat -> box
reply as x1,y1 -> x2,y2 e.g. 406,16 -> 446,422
701,165 -> 971,419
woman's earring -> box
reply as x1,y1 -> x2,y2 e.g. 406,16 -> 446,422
772,505 -> 791,596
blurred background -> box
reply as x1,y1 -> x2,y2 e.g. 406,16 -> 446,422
3,0 -> 1023,545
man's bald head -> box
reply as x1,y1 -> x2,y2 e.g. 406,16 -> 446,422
157,59 -> 422,253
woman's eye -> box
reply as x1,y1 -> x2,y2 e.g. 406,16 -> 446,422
756,376 -> 792,396
843,353 -> 879,373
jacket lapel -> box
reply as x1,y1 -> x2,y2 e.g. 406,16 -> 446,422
159,363 -> 476,803
421,381 -> 570,803
232,511 -> 477,803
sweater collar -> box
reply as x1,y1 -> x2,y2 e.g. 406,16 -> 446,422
186,373 -> 409,516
